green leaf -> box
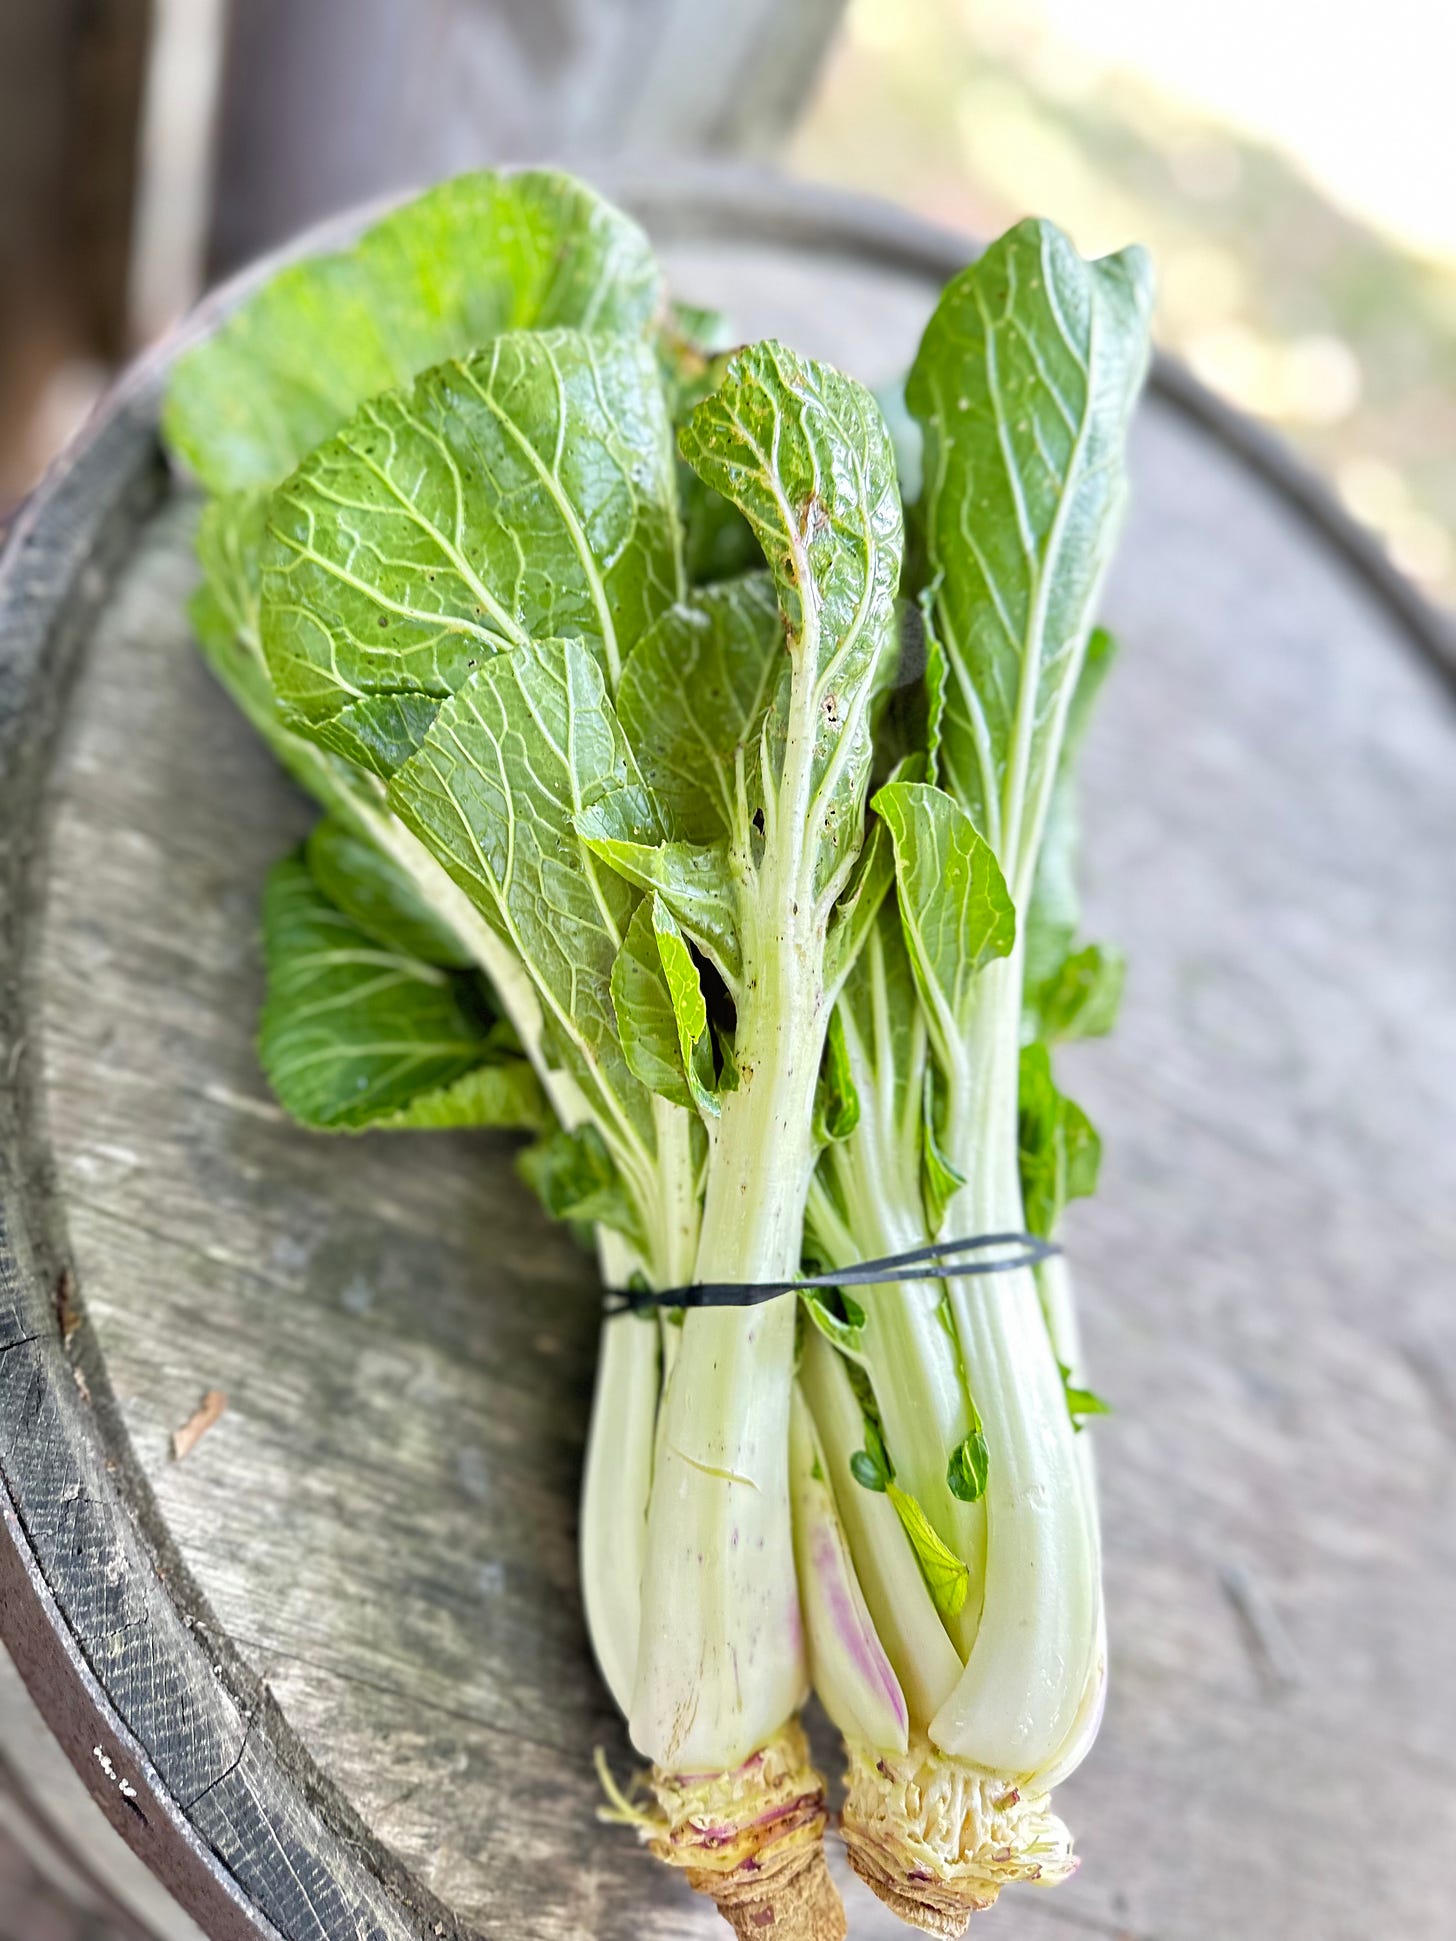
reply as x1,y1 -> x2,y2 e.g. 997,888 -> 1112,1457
261,330 -> 681,729
885,1481 -> 970,1620
921,1066 -> 967,1233
814,1008 -> 861,1145
308,694 -> 443,781
164,169 -> 662,495
1059,1362 -> 1112,1431
196,489 -> 269,650
907,222 -> 1152,886
946,1429 -> 989,1504
657,314 -> 762,585
850,1447 -> 889,1493
874,780 -> 1016,1060
617,575 -> 783,844
517,1122 -> 644,1249
1018,1042 -> 1103,1239
651,896 -> 717,1113
679,339 -> 904,900
801,1289 -> 868,1360
304,817 -> 471,966
611,898 -> 695,1111
258,852 -> 544,1132
1031,940 -> 1126,1044
1023,626 -> 1119,996
575,804 -> 744,994
388,637 -> 658,1156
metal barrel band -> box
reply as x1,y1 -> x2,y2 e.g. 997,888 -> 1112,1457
601,1232 -> 1060,1316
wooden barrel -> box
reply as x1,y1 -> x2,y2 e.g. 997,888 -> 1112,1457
2,169 -> 1453,1941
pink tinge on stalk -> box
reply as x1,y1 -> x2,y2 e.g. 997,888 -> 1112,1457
789,1386 -> 910,1755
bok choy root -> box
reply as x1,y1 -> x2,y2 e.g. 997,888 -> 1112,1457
162,168 -> 1152,1935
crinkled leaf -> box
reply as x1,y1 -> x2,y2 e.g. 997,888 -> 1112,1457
679,339 -> 904,900
305,817 -> 471,967
908,222 -> 1152,887
307,693 -> 443,780
874,780 -> 1015,1061
387,637 -> 658,1155
258,852 -> 543,1132
165,169 -> 662,494
617,575 -> 783,844
262,331 -> 681,727
189,577 -> 373,836
575,802 -> 743,994
1018,1042 -> 1103,1239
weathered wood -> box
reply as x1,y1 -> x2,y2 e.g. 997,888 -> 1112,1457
2,176 -> 1454,1941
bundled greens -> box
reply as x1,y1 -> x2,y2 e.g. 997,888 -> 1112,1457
165,169 -> 1151,1939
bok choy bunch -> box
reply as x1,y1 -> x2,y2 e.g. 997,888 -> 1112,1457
163,167 -> 1152,1938
789,227 -> 1152,1933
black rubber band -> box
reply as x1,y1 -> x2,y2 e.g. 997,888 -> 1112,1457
602,1232 -> 1059,1316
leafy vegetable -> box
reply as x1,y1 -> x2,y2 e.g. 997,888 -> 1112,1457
165,170 -> 1152,1938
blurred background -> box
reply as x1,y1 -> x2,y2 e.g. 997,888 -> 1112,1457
1,0 -> 1452,605
0,4 -> 1450,1936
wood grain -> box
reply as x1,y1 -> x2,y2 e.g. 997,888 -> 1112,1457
2,185 -> 1453,1941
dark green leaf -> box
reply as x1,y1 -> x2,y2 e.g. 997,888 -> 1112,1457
304,817 -> 471,966
258,852 -> 544,1132
946,1429 -> 989,1504
516,1122 -> 644,1249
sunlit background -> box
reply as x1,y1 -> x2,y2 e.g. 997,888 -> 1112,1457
791,0 -> 1456,602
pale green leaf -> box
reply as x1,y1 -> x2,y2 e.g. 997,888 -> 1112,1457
261,330 -> 681,727
886,1481 -> 970,1621
679,339 -> 904,900
575,805 -> 744,994
387,637 -> 659,1155
617,575 -> 783,844
908,222 -> 1152,888
165,169 -> 662,495
873,780 -> 1015,1061
611,896 -> 695,1110
651,896 -> 717,1114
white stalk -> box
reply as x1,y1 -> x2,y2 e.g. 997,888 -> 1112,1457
929,954 -> 1101,1774
581,1304 -> 659,1715
628,985 -> 817,1768
798,1328 -> 962,1730
788,1385 -> 908,1754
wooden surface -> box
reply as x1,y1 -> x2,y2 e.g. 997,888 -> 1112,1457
3,180 -> 1455,1941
